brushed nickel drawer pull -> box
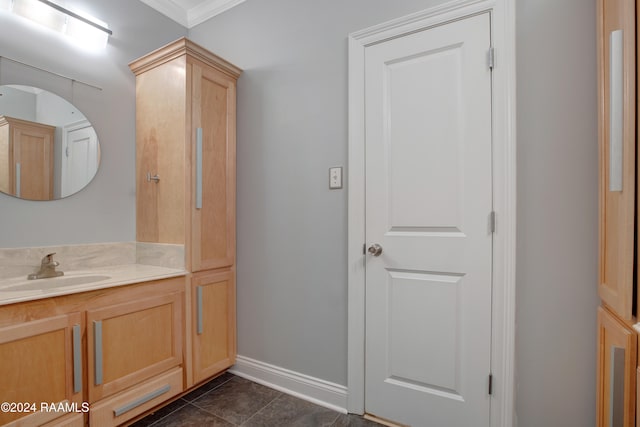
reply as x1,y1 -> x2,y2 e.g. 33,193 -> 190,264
113,384 -> 171,417
94,320 -> 103,386
609,29 -> 624,192
196,127 -> 203,209
73,324 -> 82,393
196,285 -> 203,335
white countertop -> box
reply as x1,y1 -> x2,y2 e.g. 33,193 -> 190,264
0,264 -> 187,306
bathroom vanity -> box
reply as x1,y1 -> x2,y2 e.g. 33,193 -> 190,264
0,37 -> 240,427
0,273 -> 184,427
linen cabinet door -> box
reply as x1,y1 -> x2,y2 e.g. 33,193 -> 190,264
190,61 -> 236,272
597,0 -> 636,320
192,269 -> 236,383
596,307 -> 637,427
0,312 -> 84,427
134,55 -> 187,245
86,291 -> 183,402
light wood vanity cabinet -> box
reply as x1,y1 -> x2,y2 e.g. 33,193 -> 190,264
596,0 -> 640,425
130,38 -> 240,390
597,308 -> 637,426
129,37 -> 240,273
0,277 -> 186,427
192,269 -> 236,384
0,116 -> 55,200
86,291 -> 183,403
0,312 -> 83,427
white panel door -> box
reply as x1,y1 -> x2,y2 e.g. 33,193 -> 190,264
61,121 -> 99,197
364,13 -> 493,427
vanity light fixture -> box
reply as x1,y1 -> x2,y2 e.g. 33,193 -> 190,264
1,0 -> 111,49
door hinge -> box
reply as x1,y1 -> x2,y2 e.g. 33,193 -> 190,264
488,374 -> 493,395
489,211 -> 496,233
363,243 -> 366,255
488,47 -> 495,69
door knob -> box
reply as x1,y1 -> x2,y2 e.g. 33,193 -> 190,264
368,244 -> 383,256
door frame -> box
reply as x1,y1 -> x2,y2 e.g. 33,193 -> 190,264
61,119 -> 95,197
346,1 -> 516,426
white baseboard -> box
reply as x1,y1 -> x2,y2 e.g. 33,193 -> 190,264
229,355 -> 348,414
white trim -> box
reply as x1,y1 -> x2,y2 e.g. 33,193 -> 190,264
347,1 -> 516,427
137,0 -> 246,28
187,0 -> 246,28
230,355 -> 348,414
138,0 -> 188,27
61,119 -> 93,198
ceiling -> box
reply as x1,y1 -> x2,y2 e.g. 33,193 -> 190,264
137,0 -> 245,28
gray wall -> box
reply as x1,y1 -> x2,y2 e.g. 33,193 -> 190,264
0,0 -> 186,247
189,0 -> 448,388
515,1 -> 599,426
189,0 -> 599,426
0,0 -> 599,425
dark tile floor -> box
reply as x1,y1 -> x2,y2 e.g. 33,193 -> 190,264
132,373 -> 383,427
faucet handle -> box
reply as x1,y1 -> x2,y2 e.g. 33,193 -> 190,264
42,253 -> 57,265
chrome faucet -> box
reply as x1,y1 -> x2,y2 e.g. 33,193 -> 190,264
28,253 -> 64,280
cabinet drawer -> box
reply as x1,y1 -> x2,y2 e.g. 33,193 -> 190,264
90,367 -> 183,427
41,413 -> 85,427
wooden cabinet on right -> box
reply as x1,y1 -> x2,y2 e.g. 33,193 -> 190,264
130,37 -> 240,391
129,38 -> 239,273
191,269 -> 236,384
597,307 -> 637,426
596,0 -> 640,425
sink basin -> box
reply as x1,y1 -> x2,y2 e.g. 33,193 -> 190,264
2,275 -> 111,291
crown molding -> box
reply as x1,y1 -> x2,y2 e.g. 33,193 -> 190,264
138,0 -> 245,28
138,0 -> 188,27
187,0 -> 245,27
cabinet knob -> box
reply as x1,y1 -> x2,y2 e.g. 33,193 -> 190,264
146,172 -> 160,183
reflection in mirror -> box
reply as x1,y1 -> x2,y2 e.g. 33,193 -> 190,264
0,85 -> 100,200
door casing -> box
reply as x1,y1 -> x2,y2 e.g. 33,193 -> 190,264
347,1 -> 517,426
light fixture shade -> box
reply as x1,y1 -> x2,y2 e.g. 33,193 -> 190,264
5,0 -> 111,49
12,0 -> 66,32
66,14 -> 109,48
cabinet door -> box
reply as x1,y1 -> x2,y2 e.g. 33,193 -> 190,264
597,307 -> 637,427
192,269 -> 236,383
597,0 -> 636,319
0,312 -> 83,426
87,291 -> 183,402
190,61 -> 236,272
135,56 -> 187,245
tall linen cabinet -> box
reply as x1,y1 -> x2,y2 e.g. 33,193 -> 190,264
129,38 -> 240,387
596,0 -> 640,426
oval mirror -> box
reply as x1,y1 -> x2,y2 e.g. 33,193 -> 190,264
0,84 -> 100,201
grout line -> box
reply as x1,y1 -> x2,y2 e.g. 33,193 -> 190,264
139,399 -> 190,427
327,411 -> 342,427
184,373 -> 236,403
190,401 -> 239,426
238,393 -> 284,426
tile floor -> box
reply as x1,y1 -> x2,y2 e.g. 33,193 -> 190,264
132,373 -> 383,427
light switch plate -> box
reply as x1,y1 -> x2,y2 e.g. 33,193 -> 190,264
329,167 -> 343,189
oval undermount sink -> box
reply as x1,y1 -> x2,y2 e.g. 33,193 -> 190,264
2,275 -> 111,291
